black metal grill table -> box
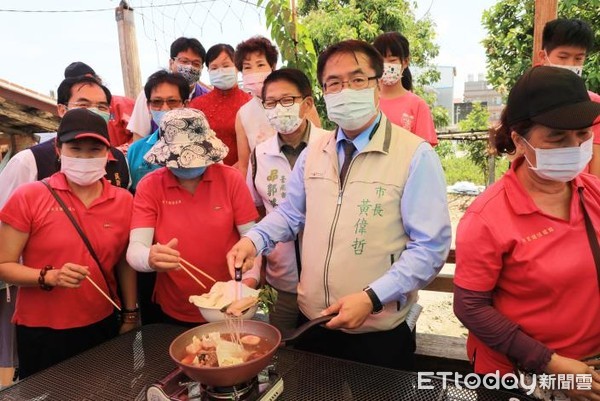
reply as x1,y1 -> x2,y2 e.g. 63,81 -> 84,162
0,324 -> 532,401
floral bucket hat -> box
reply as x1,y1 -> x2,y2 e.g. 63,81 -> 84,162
144,108 -> 229,168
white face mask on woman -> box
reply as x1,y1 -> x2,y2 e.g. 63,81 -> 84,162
381,63 -> 403,86
324,87 -> 377,131
523,136 -> 593,182
265,103 -> 304,135
60,155 -> 107,186
209,68 -> 238,90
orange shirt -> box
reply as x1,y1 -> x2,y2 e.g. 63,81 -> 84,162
0,173 -> 133,329
131,164 -> 258,322
455,158 -> 600,374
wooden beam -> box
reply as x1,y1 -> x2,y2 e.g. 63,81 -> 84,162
0,98 -> 60,134
424,273 -> 455,293
532,0 -> 558,65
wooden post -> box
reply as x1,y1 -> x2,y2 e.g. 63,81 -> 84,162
115,1 -> 142,98
532,0 -> 558,65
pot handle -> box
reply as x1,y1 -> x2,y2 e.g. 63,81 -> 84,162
281,314 -> 337,344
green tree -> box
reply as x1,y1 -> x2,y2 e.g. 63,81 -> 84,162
457,102 -> 492,183
295,0 -> 448,128
482,0 -> 600,96
258,0 -> 318,86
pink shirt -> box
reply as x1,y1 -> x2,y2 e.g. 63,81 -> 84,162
455,158 -> 600,374
379,91 -> 438,146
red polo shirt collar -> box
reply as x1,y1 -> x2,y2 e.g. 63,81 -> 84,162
48,172 -> 117,203
164,165 -> 216,188
504,157 -> 585,216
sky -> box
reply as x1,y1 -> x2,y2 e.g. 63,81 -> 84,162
0,0 -> 497,100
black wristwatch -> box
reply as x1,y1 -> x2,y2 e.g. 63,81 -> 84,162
363,286 -> 383,314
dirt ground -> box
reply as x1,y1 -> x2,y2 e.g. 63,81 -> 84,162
416,194 -> 476,338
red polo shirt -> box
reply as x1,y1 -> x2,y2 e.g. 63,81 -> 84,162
0,173 -> 133,329
131,164 -> 258,322
455,158 -> 600,374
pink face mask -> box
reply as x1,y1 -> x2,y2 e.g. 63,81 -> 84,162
60,155 -> 107,186
242,71 -> 271,97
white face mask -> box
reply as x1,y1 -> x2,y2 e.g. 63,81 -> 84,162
209,67 -> 238,90
265,102 -> 304,135
523,136 -> 593,182
60,155 -> 107,186
544,51 -> 584,77
242,71 -> 271,97
381,63 -> 403,86
324,87 -> 377,131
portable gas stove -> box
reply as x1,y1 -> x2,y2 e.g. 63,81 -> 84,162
146,366 -> 283,401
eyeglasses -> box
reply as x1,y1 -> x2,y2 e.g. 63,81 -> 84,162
262,96 -> 305,109
173,57 -> 202,69
67,101 -> 110,113
148,98 -> 183,109
322,76 -> 378,94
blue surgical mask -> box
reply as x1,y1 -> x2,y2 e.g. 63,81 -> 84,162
88,108 -> 110,123
169,166 -> 207,180
151,110 -> 167,126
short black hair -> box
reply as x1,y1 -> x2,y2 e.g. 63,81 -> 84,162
316,39 -> 383,86
262,68 -> 313,99
170,37 -> 207,61
144,70 -> 190,101
205,44 -> 235,67
373,32 -> 413,90
234,36 -> 278,71
542,18 -> 594,54
56,76 -> 112,106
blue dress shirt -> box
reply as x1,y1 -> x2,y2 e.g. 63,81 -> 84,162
126,129 -> 161,192
246,114 -> 451,307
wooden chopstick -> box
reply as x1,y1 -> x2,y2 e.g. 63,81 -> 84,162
85,276 -> 121,311
179,257 -> 217,283
178,263 -> 207,289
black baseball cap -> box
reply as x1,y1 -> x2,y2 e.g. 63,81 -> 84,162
57,108 -> 110,146
506,66 -> 600,130
64,62 -> 96,78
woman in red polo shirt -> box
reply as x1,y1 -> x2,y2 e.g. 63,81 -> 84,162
0,108 -> 138,378
454,66 -> 600,400
126,108 -> 259,326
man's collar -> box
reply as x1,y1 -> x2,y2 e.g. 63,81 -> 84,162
278,121 -> 311,153
336,112 -> 382,153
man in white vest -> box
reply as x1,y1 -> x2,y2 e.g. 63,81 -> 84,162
227,39 -> 451,370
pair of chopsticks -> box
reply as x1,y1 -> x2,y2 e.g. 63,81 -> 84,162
84,255 -> 218,310
85,276 -> 121,311
178,256 -> 217,289
155,242 -> 217,289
